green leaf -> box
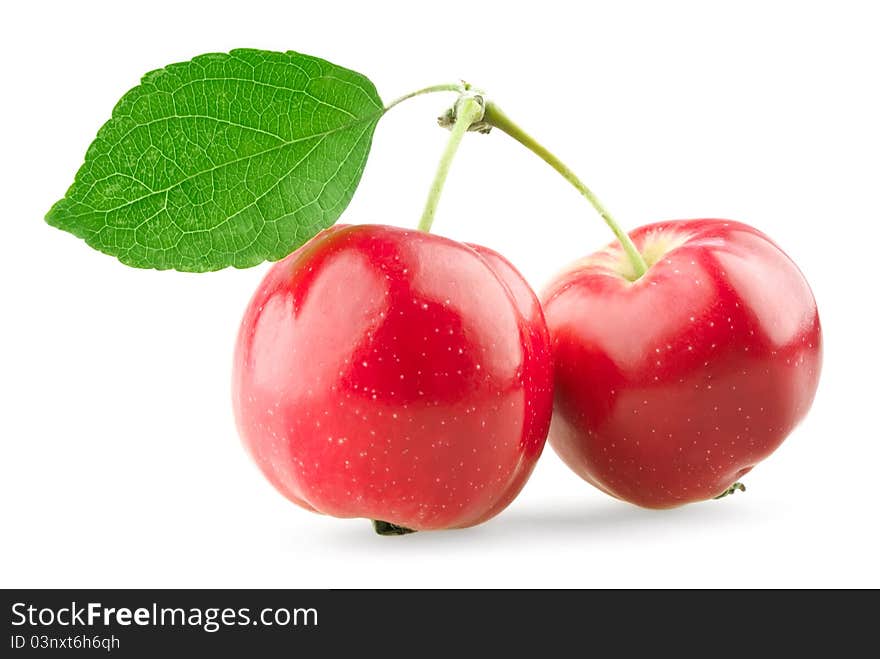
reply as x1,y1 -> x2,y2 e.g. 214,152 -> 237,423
46,49 -> 383,271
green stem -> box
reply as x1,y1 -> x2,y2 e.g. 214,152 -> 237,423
384,83 -> 465,113
417,95 -> 484,233
482,101 -> 648,278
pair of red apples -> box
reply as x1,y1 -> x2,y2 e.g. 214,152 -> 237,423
232,217 -> 822,534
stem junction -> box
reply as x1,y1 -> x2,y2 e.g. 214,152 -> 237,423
386,82 -> 649,278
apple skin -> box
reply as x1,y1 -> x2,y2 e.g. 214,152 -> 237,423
542,219 -> 822,508
233,224 -> 552,530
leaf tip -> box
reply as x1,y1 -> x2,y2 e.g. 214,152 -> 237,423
44,199 -> 66,229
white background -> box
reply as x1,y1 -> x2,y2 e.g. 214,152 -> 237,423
2,0 -> 878,588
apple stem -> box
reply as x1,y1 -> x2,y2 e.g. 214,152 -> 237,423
481,101 -> 648,278
383,83 -> 465,113
713,482 -> 746,500
417,93 -> 486,233
372,520 -> 417,536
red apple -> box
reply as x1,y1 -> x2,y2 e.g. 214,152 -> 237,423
542,219 -> 822,508
233,224 -> 552,532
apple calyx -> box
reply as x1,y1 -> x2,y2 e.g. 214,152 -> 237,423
372,520 -> 418,536
713,482 -> 747,500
